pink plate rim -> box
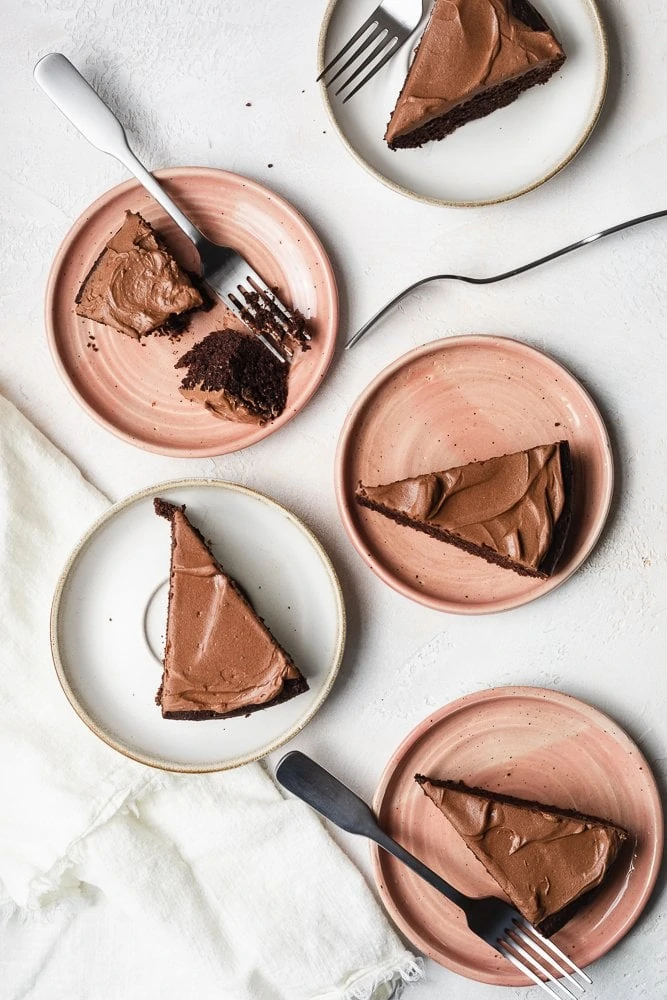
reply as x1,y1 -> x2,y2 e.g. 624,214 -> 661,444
334,334 -> 614,615
44,166 -> 339,458
371,685 -> 665,983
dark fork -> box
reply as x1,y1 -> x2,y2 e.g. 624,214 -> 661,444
346,209 -> 667,350
277,751 -> 592,999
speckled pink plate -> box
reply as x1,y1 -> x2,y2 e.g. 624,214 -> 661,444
336,335 -> 613,614
46,167 -> 338,456
372,686 -> 663,985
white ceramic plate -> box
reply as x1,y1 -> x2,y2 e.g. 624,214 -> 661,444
318,0 -> 608,206
51,480 -> 346,772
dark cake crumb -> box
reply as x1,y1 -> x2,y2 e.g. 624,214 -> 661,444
176,329 -> 289,423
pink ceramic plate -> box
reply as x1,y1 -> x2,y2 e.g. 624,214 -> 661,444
371,686 -> 663,985
336,336 -> 613,613
46,167 -> 338,456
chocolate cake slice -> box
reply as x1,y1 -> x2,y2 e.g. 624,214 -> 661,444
176,329 -> 289,424
154,498 -> 308,720
385,0 -> 566,150
356,441 -> 573,579
416,776 -> 628,935
76,211 -> 203,339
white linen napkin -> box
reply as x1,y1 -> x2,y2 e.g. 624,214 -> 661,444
0,395 -> 422,1000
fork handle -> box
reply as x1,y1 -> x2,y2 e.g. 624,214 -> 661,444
371,825 -> 468,909
276,751 -> 468,909
33,53 -> 204,250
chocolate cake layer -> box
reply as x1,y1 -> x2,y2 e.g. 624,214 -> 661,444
176,329 -> 288,424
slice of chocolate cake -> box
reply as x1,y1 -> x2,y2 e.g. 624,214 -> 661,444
416,776 -> 628,935
385,0 -> 566,150
154,498 -> 308,720
175,329 -> 289,424
356,441 -> 573,579
76,211 -> 203,339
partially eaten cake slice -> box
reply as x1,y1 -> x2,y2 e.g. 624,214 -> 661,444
385,0 -> 566,150
154,498 -> 308,719
175,329 -> 289,424
76,211 -> 203,339
415,776 -> 628,935
356,441 -> 573,578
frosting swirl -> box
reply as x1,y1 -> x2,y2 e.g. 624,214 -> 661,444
357,443 -> 566,572
418,779 -> 627,925
76,212 -> 202,338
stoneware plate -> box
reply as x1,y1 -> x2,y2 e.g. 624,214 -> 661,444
51,480 -> 346,772
336,335 -> 613,614
372,686 -> 664,985
318,0 -> 607,206
46,167 -> 338,456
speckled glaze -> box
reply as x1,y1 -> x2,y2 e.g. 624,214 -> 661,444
46,167 -> 338,457
336,335 -> 613,613
371,686 -> 663,985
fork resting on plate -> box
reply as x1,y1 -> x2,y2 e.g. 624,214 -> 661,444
277,750 -> 593,1000
34,53 -> 308,364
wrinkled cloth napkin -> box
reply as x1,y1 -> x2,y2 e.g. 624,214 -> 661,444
0,395 -> 422,1000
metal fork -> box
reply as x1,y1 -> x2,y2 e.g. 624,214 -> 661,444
34,53 -> 308,363
346,208 -> 667,350
319,0 -> 424,102
277,751 -> 592,999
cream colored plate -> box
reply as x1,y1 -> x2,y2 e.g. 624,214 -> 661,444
318,0 -> 608,206
51,480 -> 345,772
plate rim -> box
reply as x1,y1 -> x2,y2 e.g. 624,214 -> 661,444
335,333 -> 615,614
317,0 -> 609,208
370,684 -> 665,983
44,165 -> 339,457
50,477 -> 347,773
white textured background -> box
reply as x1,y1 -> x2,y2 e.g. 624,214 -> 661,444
1,0 -> 666,997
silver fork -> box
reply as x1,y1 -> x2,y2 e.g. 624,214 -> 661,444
34,53 -> 307,363
346,208 -> 667,350
277,751 -> 592,1000
319,0 -> 425,102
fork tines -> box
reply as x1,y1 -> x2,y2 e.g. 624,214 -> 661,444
497,918 -> 591,999
228,276 -> 310,365
318,7 -> 399,102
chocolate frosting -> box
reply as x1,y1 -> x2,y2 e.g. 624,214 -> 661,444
160,507 -> 299,715
76,212 -> 202,338
178,386 -> 264,424
385,0 -> 565,144
357,443 -> 565,571
418,780 -> 626,924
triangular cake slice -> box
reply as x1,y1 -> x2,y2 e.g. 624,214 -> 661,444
356,441 -> 573,578
76,212 -> 203,338
416,776 -> 628,935
385,0 -> 566,150
154,498 -> 308,719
